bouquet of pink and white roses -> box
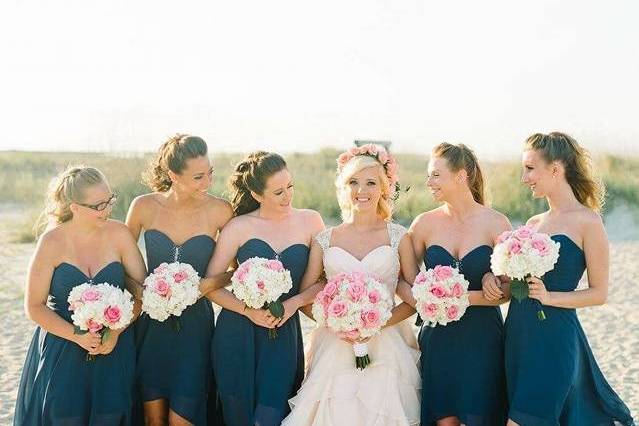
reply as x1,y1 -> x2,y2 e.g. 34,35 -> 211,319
411,265 -> 470,327
142,262 -> 201,330
68,282 -> 134,360
230,257 -> 293,339
491,225 -> 560,320
312,271 -> 393,369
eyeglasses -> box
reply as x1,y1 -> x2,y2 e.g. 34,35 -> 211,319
77,194 -> 118,211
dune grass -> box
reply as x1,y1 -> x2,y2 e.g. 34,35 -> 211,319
1,150 -> 637,242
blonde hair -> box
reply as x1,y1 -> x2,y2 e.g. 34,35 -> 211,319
36,165 -> 107,234
432,143 -> 486,205
525,132 -> 605,212
142,134 -> 208,192
336,155 -> 393,221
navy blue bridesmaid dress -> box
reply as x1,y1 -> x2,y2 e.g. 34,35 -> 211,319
505,234 -> 634,425
212,239 -> 308,426
14,261 -> 136,425
135,230 -> 221,425
419,245 -> 507,425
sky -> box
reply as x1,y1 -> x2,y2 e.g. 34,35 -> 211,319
1,0 -> 638,159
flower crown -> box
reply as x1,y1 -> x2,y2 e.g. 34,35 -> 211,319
336,144 -> 399,193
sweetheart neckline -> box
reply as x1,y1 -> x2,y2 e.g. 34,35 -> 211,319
145,229 -> 215,247
56,261 -> 122,280
425,244 -> 492,262
239,238 -> 309,256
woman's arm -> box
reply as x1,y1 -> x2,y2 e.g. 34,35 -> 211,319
199,198 -> 236,295
282,238 -> 325,322
397,234 -> 419,306
25,232 -> 102,354
529,215 -> 609,308
480,211 -> 513,304
116,223 -> 147,304
124,195 -> 150,242
277,212 -> 326,324
205,222 -> 276,328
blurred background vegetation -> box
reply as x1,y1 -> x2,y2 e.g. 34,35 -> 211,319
1,150 -> 637,243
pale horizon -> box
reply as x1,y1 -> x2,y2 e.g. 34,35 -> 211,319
1,0 -> 638,160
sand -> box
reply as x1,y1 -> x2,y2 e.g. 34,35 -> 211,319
0,207 -> 636,423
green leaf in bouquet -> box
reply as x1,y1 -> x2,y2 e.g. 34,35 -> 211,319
268,300 -> 285,318
510,278 -> 529,302
101,328 -> 111,344
73,325 -> 88,335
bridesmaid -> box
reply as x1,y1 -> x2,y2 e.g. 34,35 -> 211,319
126,135 -> 233,426
407,143 -> 510,425
207,151 -> 324,426
14,165 -> 147,425
496,132 -> 634,425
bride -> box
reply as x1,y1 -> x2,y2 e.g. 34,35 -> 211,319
281,144 -> 421,425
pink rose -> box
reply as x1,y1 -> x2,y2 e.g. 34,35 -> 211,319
266,260 -> 284,272
515,226 -> 534,240
414,272 -> 428,285
87,319 -> 103,334
508,239 -> 522,255
361,309 -> 381,328
104,306 -> 122,324
450,283 -> 464,298
430,285 -> 447,298
347,281 -> 366,302
497,231 -> 512,244
154,279 -> 171,297
531,237 -> 550,256
81,288 -> 101,303
323,281 -> 338,297
328,300 -> 348,317
433,265 -> 453,280
236,268 -> 248,283
154,264 -> 168,274
337,152 -> 351,167
446,305 -> 460,320
173,270 -> 188,283
368,289 -> 381,304
319,292 -> 333,308
256,280 -> 265,290
424,303 -> 438,317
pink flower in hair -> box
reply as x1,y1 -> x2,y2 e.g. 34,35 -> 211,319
336,144 -> 400,193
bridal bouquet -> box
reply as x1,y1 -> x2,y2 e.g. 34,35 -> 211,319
230,257 -> 293,338
491,225 -> 560,320
412,265 -> 470,327
312,271 -> 393,369
142,262 -> 201,329
68,282 -> 134,360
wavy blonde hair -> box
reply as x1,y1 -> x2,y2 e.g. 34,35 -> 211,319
35,165 -> 107,235
336,155 -> 393,221
525,132 -> 605,212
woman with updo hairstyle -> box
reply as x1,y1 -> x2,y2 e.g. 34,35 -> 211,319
404,142 -> 511,425
14,165 -> 147,425
207,151 -> 324,426
282,144 -> 421,425
126,134 -> 233,426
486,132 -> 633,425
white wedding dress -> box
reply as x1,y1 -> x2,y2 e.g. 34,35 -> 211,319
282,222 -> 421,426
